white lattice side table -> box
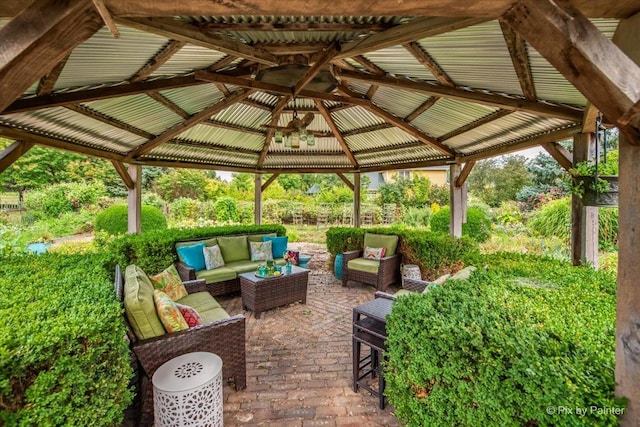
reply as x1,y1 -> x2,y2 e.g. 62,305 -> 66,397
152,352 -> 223,427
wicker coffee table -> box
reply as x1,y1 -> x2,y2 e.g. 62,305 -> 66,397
239,265 -> 309,319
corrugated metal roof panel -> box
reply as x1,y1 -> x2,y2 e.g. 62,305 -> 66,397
178,125 -> 265,151
160,84 -> 225,115
356,145 -> 445,167
446,112 -> 576,153
248,91 -> 279,107
412,98 -> 497,138
151,43 -> 228,77
0,108 -> 143,153
212,102 -> 271,130
86,94 -> 184,135
268,136 -> 342,153
417,21 -> 523,96
332,107 -> 385,133
147,144 -> 258,167
54,26 -> 168,91
276,111 -> 332,133
371,87 -> 433,118
262,154 -> 352,168
364,45 -> 434,81
347,127 -> 416,152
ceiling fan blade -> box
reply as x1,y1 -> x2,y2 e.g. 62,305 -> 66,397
301,112 -> 314,127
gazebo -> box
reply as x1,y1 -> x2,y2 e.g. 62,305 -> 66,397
1,1 -> 640,424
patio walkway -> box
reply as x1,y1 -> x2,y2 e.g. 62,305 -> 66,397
214,243 -> 400,426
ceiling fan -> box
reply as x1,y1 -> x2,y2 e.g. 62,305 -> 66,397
261,97 -> 316,148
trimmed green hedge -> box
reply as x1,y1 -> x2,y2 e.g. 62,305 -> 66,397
105,224 -> 287,274
326,226 -> 478,280
385,252 -> 623,426
95,204 -> 167,235
0,253 -> 133,426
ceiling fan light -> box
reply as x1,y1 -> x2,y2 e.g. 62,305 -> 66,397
291,131 -> 300,149
306,133 -> 315,146
274,129 -> 283,144
299,127 -> 307,142
284,133 -> 291,148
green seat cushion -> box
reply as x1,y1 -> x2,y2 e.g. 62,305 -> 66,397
217,235 -> 250,263
363,233 -> 399,257
124,265 -> 165,340
247,233 -> 276,243
178,293 -> 230,323
347,257 -> 380,274
175,238 -> 217,263
199,307 -> 232,323
225,260 -> 262,274
195,266 -> 237,283
274,258 -> 286,266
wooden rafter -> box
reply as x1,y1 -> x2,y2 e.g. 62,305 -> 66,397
207,55 -> 237,72
335,68 -> 583,121
581,103 -> 600,133
118,17 -> 277,65
0,0 -> 103,113
337,17 -> 487,60
36,54 -> 70,96
65,104 -> 154,139
168,139 -> 256,155
542,142 -> 573,172
336,173 -> 355,191
129,39 -> 186,83
261,173 -> 279,191
455,161 -> 476,187
147,91 -> 190,119
128,89 -> 254,158
498,19 -> 537,100
293,43 -> 339,96
355,141 -> 425,155
199,22 -> 394,32
439,109 -> 513,141
502,0 -> 640,135
91,0 -> 119,38
111,160 -> 135,189
258,95 -> 290,167
405,97 -> 440,122
402,42 -> 455,87
0,140 -> 34,174
315,100 -> 358,167
352,56 -> 385,75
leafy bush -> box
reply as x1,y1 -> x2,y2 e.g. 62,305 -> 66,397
0,254 -> 133,425
214,197 -> 239,222
105,224 -> 286,273
168,198 -> 201,222
430,206 -> 492,242
400,206 -> 432,228
95,204 -> 167,235
385,253 -> 622,426
24,182 -> 106,220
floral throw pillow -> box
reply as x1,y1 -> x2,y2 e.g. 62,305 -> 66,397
203,244 -> 225,270
175,303 -> 203,328
250,240 -> 274,262
150,265 -> 188,301
153,290 -> 189,333
363,246 -> 386,260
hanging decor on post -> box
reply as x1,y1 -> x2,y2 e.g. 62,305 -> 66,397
569,114 -> 619,207
261,95 -> 316,149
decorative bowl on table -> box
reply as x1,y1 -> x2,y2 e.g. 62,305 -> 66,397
298,254 -> 311,268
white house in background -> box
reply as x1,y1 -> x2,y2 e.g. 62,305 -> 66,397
365,166 -> 449,193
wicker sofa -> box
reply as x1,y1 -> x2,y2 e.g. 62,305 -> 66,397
175,233 -> 287,296
115,264 -> 246,425
342,233 -> 402,292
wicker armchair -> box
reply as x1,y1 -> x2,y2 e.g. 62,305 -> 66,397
114,265 -> 246,426
342,233 -> 402,293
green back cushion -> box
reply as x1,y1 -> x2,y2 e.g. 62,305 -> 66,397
363,233 -> 399,257
247,233 -> 276,243
175,238 -> 217,263
124,265 -> 165,340
217,235 -> 250,263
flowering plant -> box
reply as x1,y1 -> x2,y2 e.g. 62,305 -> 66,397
283,250 -> 299,265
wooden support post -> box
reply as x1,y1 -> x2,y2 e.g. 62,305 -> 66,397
0,141 -> 34,174
353,173 -> 361,228
614,12 -> 640,426
127,164 -> 141,234
571,133 -> 598,267
254,173 -> 262,225
449,164 -> 467,238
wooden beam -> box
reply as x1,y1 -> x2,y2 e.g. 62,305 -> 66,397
293,43 -> 339,96
355,141 -> 425,155
129,40 -> 186,83
352,56 -> 385,75
167,139 -> 256,155
111,160 -> 134,189
91,0 -> 120,38
405,97 -> 440,122
3,75 -> 205,114
498,19 -> 537,100
36,55 -> 70,96
571,133 -> 598,267
439,109 -> 513,141
0,140 -> 34,174
128,89 -> 253,158
581,103 -> 600,133
455,161 -> 476,187
315,100 -> 359,167
353,172 -> 361,228
65,104 -> 155,139
335,68 -> 583,121
460,124 -> 582,162
146,91 -> 190,119
449,164 -> 465,237
337,17 -> 487,59
502,0 -> 640,135
261,173 -> 279,191
0,0 -> 103,113
254,173 -> 262,225
336,173 -> 354,191
542,141 -> 573,172
199,21 -> 395,32
127,164 -> 141,234
118,17 -> 277,65
207,54 -> 237,72
257,95 -> 290,167
402,42 -> 455,87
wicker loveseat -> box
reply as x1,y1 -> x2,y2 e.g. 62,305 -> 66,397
115,264 -> 246,425
342,233 -> 402,292
175,233 -> 288,296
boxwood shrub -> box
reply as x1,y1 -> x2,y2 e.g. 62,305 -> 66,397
385,253 -> 623,426
105,224 -> 287,274
95,204 -> 167,235
430,206 -> 491,242
0,253 -> 133,426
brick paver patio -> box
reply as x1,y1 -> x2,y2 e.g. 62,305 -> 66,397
214,243 -> 401,426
